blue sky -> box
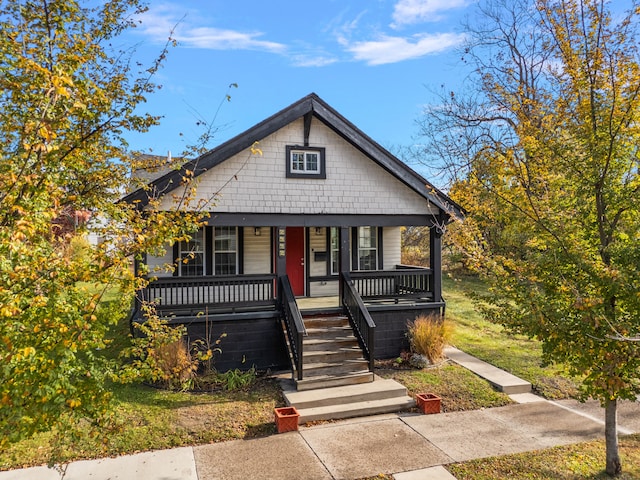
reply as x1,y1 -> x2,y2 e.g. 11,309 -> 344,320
123,0 -> 473,171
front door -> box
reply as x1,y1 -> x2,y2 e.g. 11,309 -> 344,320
286,227 -> 305,296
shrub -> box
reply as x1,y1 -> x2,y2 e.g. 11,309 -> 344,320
122,316 -> 201,391
407,315 -> 453,364
149,338 -> 198,390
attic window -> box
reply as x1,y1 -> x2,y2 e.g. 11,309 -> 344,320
286,146 -> 326,179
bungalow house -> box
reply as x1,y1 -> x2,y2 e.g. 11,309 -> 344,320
124,93 -> 462,390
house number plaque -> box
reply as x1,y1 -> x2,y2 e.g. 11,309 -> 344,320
278,228 -> 286,257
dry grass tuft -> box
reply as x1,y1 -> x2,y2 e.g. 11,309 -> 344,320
150,338 -> 198,388
407,314 -> 453,363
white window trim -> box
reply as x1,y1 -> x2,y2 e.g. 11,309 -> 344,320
357,226 -> 378,271
290,150 -> 320,173
213,226 -> 238,275
178,229 -> 205,276
330,227 -> 340,275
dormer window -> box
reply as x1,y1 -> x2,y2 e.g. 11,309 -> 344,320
286,146 -> 326,178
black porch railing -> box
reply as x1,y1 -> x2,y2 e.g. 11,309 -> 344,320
342,272 -> 376,371
278,276 -> 306,381
349,267 -> 433,301
140,274 -> 277,316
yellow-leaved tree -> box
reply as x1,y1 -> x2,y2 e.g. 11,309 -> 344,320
0,0 -> 209,449
418,0 -> 640,475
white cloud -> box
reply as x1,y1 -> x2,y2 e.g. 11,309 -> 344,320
391,0 -> 471,27
345,32 -> 465,65
290,54 -> 338,68
176,26 -> 286,52
137,6 -> 286,53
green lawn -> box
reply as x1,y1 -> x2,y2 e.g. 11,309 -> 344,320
1,276 -> 629,475
448,434 -> 640,479
0,380 -> 284,470
378,364 -> 512,412
443,275 -> 580,399
441,274 -> 640,479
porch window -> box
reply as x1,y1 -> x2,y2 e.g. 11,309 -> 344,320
178,229 -> 205,276
285,146 -> 326,178
214,226 -> 238,275
357,226 -> 378,270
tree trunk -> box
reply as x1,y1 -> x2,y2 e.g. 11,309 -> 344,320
605,397 -> 622,476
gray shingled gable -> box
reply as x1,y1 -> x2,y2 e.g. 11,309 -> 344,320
122,93 -> 462,220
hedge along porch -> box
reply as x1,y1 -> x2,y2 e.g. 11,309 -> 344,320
123,93 -> 462,386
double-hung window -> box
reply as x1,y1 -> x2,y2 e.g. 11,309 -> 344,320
213,226 -> 238,275
286,146 -> 326,178
357,226 -> 378,271
176,227 -> 239,276
178,229 -> 205,276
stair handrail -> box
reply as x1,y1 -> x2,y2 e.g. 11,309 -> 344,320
341,272 -> 376,371
278,275 -> 306,381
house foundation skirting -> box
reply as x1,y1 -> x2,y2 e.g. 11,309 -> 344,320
171,313 -> 290,373
370,303 -> 445,360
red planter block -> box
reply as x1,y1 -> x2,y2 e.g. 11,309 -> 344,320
416,393 -> 441,414
274,406 -> 300,433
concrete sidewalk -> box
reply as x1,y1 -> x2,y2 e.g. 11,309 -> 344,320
1,399 -> 639,480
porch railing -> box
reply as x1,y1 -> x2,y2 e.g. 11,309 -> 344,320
278,276 -> 306,381
349,267 -> 433,301
140,274 -> 277,316
342,272 -> 376,371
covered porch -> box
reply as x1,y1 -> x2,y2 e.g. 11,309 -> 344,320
134,217 -> 446,380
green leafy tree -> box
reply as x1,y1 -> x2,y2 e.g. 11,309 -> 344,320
0,0 -> 208,448
419,0 -> 640,475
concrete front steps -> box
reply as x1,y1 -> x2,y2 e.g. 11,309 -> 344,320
282,314 -> 414,423
282,376 -> 416,424
295,314 -> 373,391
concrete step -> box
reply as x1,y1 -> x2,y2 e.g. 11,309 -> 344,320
282,377 -> 415,422
297,396 -> 416,424
444,346 -> 532,394
294,371 -> 374,391
285,378 -> 409,409
302,347 -> 364,363
302,358 -> 370,377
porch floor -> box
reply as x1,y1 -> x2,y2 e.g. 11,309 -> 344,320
296,296 -> 340,311
295,295 -> 443,312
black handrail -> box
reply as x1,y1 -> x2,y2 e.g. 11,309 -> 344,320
341,272 -> 376,371
278,276 -> 306,381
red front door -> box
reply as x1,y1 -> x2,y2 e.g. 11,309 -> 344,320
286,227 -> 305,296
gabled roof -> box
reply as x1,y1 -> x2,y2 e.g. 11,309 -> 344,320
122,93 -> 463,219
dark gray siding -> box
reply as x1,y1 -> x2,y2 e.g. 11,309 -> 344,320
176,315 -> 290,372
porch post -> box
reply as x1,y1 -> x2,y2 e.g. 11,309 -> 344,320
338,226 -> 350,300
430,225 -> 443,303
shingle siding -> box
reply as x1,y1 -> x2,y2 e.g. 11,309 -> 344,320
159,118 -> 437,216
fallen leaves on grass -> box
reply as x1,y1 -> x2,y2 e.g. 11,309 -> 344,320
447,434 -> 640,479
0,378 -> 284,470
378,363 -> 512,412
